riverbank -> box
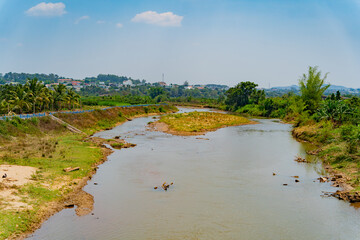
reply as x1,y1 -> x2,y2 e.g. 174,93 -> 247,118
0,104 -> 177,240
292,121 -> 360,203
149,111 -> 255,136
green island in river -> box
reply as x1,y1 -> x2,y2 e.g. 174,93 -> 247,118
150,111 -> 255,136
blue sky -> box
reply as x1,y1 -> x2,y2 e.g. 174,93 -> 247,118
0,0 -> 360,87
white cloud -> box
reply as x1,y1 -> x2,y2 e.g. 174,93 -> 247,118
26,2 -> 66,17
75,15 -> 90,24
97,20 -> 106,24
116,23 -> 123,28
131,11 -> 183,27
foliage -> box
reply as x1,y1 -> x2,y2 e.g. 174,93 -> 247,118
316,100 -> 352,123
0,78 -> 80,114
225,81 -> 264,111
1,72 -> 61,84
299,66 -> 330,113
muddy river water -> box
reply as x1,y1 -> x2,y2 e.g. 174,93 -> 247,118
28,108 -> 360,240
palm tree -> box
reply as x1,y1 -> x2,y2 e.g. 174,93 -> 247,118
0,99 -> 9,114
25,78 -> 46,113
53,84 -> 67,110
38,87 -> 52,112
65,89 -> 80,109
9,85 -> 31,114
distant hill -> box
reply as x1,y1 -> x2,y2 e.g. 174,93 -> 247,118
263,84 -> 360,97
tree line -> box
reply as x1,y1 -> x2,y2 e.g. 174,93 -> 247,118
0,72 -> 62,85
0,78 -> 80,114
226,66 -> 360,125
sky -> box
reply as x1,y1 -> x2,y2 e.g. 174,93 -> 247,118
0,0 -> 360,87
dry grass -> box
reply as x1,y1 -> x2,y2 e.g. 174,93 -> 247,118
158,111 -> 253,134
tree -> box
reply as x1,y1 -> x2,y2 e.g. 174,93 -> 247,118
8,85 -> 31,114
25,78 -> 45,113
251,89 -> 265,104
149,87 -> 165,99
299,66 -> 330,114
336,90 -> 341,100
65,89 -> 80,109
53,84 -> 67,110
225,81 -> 258,110
330,93 -> 336,100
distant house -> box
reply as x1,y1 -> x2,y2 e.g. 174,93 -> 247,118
158,81 -> 167,87
185,86 -> 193,90
123,80 -> 133,86
73,85 -> 82,92
58,78 -> 72,84
71,81 -> 82,86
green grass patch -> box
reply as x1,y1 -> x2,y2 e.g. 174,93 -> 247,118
159,111 -> 252,133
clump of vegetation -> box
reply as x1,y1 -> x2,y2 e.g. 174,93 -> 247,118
159,111 -> 252,134
110,142 -> 124,149
0,78 -> 80,114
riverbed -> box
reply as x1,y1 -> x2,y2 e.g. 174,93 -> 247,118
28,108 -> 360,240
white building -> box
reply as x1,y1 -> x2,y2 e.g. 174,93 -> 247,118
123,80 -> 133,86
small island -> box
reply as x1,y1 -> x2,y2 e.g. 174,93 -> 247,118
149,111 -> 255,136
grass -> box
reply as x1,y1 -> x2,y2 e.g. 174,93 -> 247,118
0,134 -> 102,239
159,111 -> 252,133
110,142 -> 124,149
292,120 -> 360,192
0,104 -> 178,239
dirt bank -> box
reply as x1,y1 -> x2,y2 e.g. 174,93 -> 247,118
292,126 -> 360,204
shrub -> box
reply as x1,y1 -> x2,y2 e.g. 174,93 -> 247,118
30,117 -> 39,125
10,116 -> 22,127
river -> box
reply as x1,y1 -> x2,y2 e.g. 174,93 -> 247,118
28,108 -> 360,240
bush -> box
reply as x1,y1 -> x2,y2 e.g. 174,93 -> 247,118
340,124 -> 356,141
10,116 -> 22,127
30,117 -> 39,125
236,104 -> 264,116
318,121 -> 335,143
